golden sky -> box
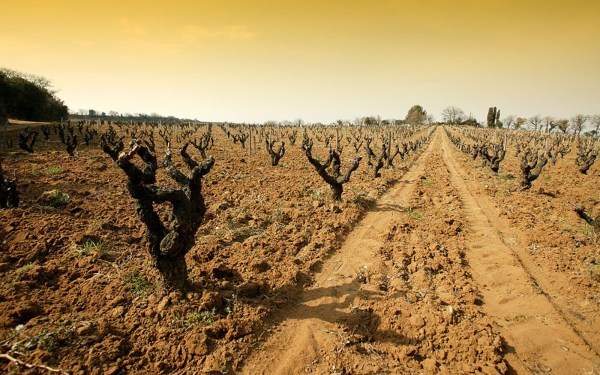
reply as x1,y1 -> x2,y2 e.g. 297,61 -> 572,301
1,0 -> 599,123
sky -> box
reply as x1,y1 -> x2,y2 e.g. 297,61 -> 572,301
1,0 -> 599,123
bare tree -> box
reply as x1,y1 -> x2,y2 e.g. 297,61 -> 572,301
556,119 -> 569,134
426,114 -> 435,125
514,117 -> 526,130
0,67 -> 55,93
441,106 -> 465,124
502,115 -> 515,130
591,115 -> 600,135
528,115 -> 542,132
542,116 -> 555,133
570,114 -> 588,136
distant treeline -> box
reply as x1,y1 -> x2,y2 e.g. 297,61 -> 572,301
0,68 -> 69,122
69,111 -> 200,125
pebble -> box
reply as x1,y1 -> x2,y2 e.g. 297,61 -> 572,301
111,306 -> 125,318
156,296 -> 170,314
409,315 -> 425,328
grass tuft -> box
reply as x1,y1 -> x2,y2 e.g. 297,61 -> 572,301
124,269 -> 152,297
45,166 -> 62,176
186,308 -> 217,325
76,239 -> 114,260
498,173 -> 514,180
404,208 -> 423,220
39,190 -> 70,208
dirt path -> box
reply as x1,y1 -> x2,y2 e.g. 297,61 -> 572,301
240,135 -> 434,374
440,130 -> 599,374
239,128 -> 598,374
3,119 -> 52,133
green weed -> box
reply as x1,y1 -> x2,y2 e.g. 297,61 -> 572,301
307,189 -> 323,201
40,190 -> 70,208
15,262 -> 35,275
404,208 -> 423,220
11,323 -> 74,354
76,239 -> 115,260
223,295 -> 237,316
45,166 -> 62,176
186,308 -> 217,325
272,207 -> 291,225
124,269 -> 152,297
581,224 -> 598,244
498,173 -> 514,180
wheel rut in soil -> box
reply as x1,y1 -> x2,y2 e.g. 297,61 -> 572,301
241,129 -> 599,374
240,134 -> 435,374
440,130 -> 599,374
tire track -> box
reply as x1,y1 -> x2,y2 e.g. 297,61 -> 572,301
440,130 -> 599,374
239,133 -> 436,374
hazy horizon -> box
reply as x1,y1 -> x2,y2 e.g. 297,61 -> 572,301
1,0 -> 599,124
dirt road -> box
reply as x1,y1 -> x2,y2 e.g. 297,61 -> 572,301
440,132 -> 598,373
241,131 -> 431,374
240,128 -> 599,374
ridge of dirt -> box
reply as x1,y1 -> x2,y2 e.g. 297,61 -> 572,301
440,130 -> 599,374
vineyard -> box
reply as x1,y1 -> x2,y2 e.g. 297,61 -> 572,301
0,121 -> 598,374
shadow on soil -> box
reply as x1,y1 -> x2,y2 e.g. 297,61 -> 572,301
236,279 -> 417,372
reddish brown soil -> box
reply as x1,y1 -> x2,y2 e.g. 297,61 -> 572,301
0,125 -> 598,374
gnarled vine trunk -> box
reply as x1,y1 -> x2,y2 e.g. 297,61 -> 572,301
102,138 -> 214,292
